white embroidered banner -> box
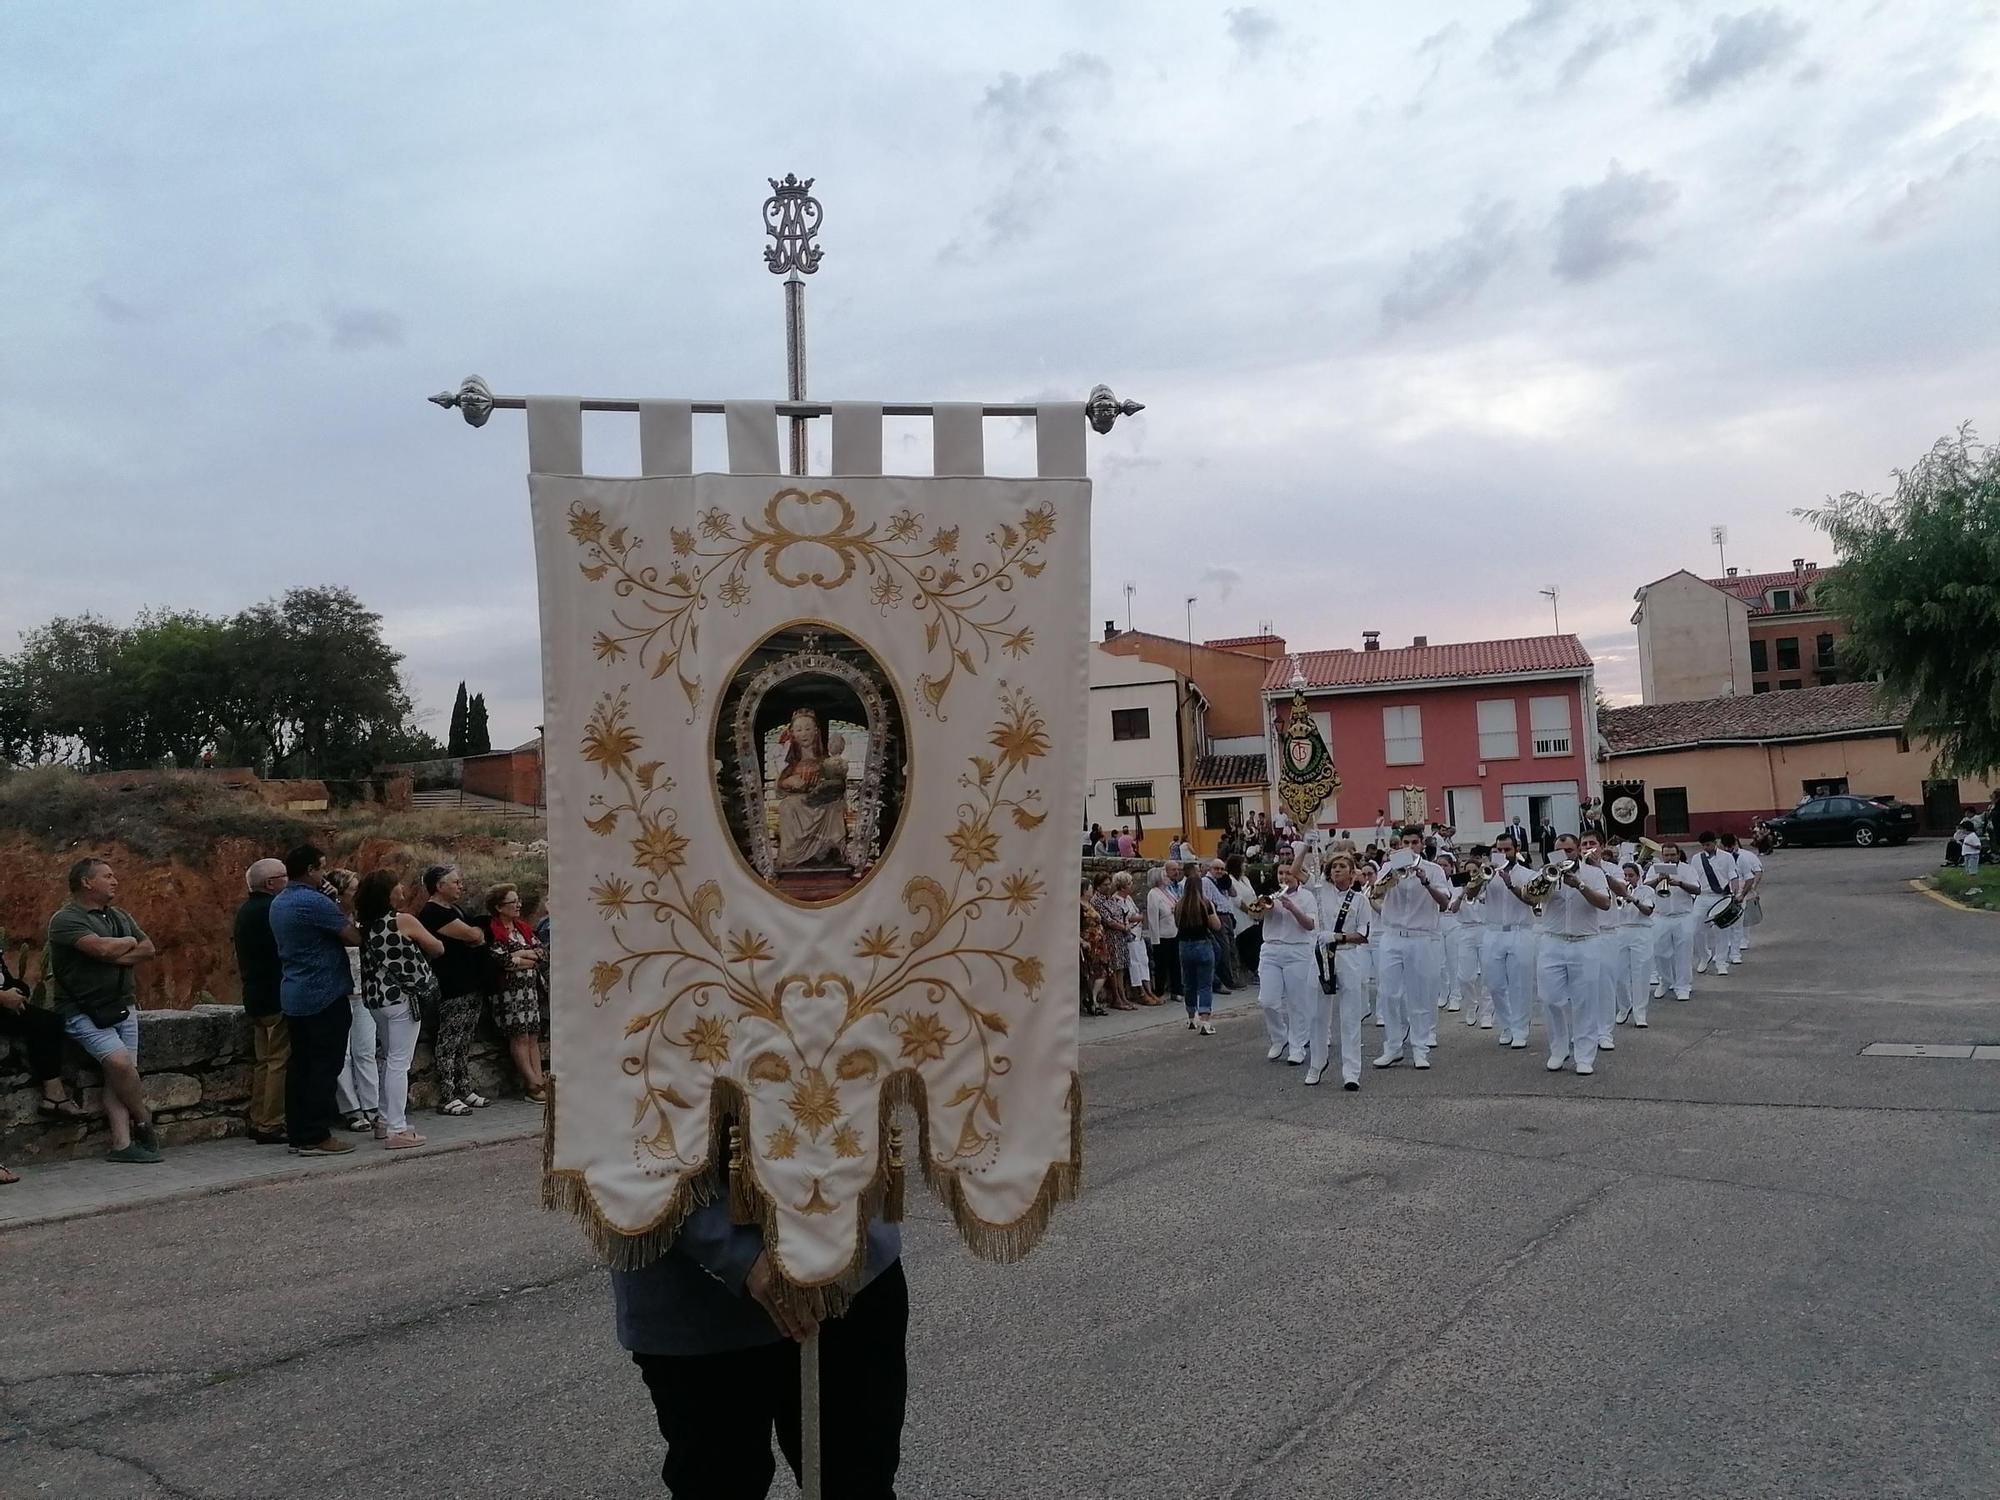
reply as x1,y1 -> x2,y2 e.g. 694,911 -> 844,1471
532,471 -> 1088,1296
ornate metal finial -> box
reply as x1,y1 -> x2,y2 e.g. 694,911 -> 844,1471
427,375 -> 494,428
1085,383 -> 1146,435
763,173 -> 825,275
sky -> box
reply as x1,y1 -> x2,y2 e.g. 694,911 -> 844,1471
3,1 -> 1997,745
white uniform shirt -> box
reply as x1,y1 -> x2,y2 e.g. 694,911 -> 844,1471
1732,848 -> 1763,890
1486,858 -> 1540,928
1449,880 -> 1488,926
1261,884 -> 1318,947
1626,883 -> 1656,921
1695,848 -> 1739,900
1317,881 -> 1373,948
1648,860 -> 1695,916
1539,861 -> 1609,937
1376,858 -> 1449,933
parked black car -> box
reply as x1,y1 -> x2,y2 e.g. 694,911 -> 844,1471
1765,795 -> 1918,847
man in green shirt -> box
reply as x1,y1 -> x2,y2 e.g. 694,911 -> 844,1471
47,857 -> 163,1164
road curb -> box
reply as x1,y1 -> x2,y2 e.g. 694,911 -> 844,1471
1908,878 -> 1998,914
0,1119 -> 543,1234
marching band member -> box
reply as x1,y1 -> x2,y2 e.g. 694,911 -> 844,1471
1370,826 -> 1452,1070
1579,835 -> 1626,1052
1721,833 -> 1761,961
1692,831 -> 1740,977
1437,853 -> 1464,1013
1311,852 -> 1373,1089
1647,842 -> 1700,1002
1447,850 -> 1491,1030
1359,859 -> 1385,1027
1536,834 -> 1612,1075
1613,861 -> 1657,1028
1481,833 -> 1538,1049
1256,859 -> 1318,1066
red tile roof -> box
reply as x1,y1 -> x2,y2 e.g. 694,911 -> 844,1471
1189,753 -> 1267,789
1202,634 -> 1288,657
1701,564 -> 1834,616
1264,634 -> 1594,692
1601,681 -> 1905,753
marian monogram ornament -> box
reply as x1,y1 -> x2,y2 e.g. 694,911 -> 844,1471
533,469 -> 1089,1303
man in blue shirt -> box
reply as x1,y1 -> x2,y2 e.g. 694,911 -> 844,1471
615,1196 -> 907,1496
268,844 -> 360,1156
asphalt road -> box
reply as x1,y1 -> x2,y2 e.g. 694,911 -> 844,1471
4,844 -> 1995,1499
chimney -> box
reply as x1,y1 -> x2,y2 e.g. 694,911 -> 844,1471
1103,620 -> 1120,641
1362,630 -> 1381,652
1726,567 -> 1738,577
1413,635 -> 1428,648
1792,558 -> 1805,571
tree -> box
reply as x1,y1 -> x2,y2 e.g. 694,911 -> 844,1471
1800,425 -> 2000,777
448,682 -> 469,757
466,692 -> 492,755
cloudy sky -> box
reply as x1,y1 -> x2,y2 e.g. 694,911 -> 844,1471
4,1 -> 1996,743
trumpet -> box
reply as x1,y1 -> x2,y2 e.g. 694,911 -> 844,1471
1462,861 -> 1492,898
1368,865 -> 1403,900
1650,871 -> 1674,895
1521,858 -> 1572,906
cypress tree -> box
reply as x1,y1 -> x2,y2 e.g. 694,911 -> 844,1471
448,681 -> 469,756
467,692 -> 491,755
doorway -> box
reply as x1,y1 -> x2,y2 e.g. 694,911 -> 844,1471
1922,780 -> 1962,833
1654,787 -> 1690,836
1445,786 -> 1486,838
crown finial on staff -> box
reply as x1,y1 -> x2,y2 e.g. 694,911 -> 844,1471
763,173 -> 825,276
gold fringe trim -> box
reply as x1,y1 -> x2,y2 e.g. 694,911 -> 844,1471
540,1067 -> 1085,1296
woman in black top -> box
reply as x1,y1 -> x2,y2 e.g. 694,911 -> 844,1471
418,865 -> 490,1115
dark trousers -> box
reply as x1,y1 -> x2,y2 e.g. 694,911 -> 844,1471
1212,916 -> 1241,987
632,1261 -> 909,1499
0,1000 -> 65,1083
1152,938 -> 1181,999
285,1001 -> 352,1147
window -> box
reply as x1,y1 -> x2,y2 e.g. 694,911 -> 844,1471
1113,782 -> 1154,817
1749,639 -> 1768,674
1815,633 -> 1836,669
1476,699 -> 1519,759
1654,787 -> 1690,835
1776,636 -> 1800,671
1382,705 -> 1423,765
1201,797 -> 1240,830
1771,588 -> 1794,610
1110,707 -> 1150,741
1753,682 -> 1772,694
1779,679 -> 1801,690
1529,696 -> 1571,757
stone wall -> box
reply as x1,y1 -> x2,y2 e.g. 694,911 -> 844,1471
0,1005 -> 533,1162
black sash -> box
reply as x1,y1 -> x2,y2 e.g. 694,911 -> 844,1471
1701,853 -> 1724,894
1317,889 -> 1358,994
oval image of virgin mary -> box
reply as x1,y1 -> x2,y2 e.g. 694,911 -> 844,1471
713,623 -> 907,904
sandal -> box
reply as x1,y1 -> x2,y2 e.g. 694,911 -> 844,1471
437,1099 -> 472,1117
523,1086 -> 547,1104
463,1093 -> 491,1109
38,1092 -> 87,1121
343,1112 -> 372,1132
0,1165 -> 18,1186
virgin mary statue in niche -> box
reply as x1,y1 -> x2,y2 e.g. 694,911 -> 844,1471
717,626 -> 905,904
774,708 -> 849,867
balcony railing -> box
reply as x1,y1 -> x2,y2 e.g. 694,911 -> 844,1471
1532,732 -> 1571,757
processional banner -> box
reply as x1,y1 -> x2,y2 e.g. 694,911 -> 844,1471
531,401 -> 1089,1301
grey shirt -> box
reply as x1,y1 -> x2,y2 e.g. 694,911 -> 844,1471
611,1198 -> 902,1356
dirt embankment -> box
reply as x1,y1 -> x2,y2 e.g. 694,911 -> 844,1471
1,834 -> 441,1010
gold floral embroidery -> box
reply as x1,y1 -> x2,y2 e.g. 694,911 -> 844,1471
566,487 -> 1058,719
591,680 -> 1050,1171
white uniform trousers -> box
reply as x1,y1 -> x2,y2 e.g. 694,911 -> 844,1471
1653,911 -> 1694,999
1374,929 -> 1441,1062
1481,925 -> 1534,1044
1309,943 -> 1370,1083
1695,898 -> 1732,973
1616,924 -> 1654,1023
1725,903 -> 1749,964
1258,943 -> 1316,1061
1439,912 -> 1463,1007
1451,921 -> 1489,1026
1584,933 -> 1616,1047
1536,934 -> 1599,1070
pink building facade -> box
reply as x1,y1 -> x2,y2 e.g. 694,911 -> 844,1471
1264,635 -> 1600,844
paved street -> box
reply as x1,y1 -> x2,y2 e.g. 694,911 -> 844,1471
3,844 -> 1995,1499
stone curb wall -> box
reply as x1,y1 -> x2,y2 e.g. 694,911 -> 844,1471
1,1005 -> 530,1162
